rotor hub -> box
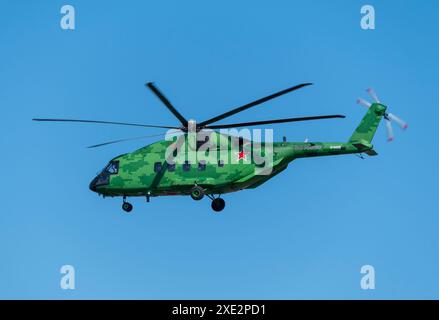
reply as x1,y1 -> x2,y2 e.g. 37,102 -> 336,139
187,119 -> 197,132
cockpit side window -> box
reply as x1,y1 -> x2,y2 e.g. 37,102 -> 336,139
104,161 -> 119,175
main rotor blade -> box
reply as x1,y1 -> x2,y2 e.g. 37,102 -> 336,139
32,118 -> 179,129
87,131 -> 182,148
204,114 -> 345,129
146,82 -> 188,127
199,83 -> 313,127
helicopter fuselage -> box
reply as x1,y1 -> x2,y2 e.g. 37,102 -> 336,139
89,134 -> 360,198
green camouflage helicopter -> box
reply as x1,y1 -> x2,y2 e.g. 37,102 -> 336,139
33,83 -> 407,212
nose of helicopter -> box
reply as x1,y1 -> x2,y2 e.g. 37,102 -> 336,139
89,177 -> 98,192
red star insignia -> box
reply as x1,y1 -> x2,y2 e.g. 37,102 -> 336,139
237,150 -> 247,160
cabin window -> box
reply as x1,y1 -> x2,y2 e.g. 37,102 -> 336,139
183,161 -> 191,172
218,160 -> 224,167
198,161 -> 206,171
167,162 -> 175,172
154,162 -> 162,173
103,160 -> 119,175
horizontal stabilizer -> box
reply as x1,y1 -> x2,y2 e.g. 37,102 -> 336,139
352,140 -> 377,156
352,140 -> 372,150
364,149 -> 378,156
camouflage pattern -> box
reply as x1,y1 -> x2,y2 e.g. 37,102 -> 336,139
91,104 -> 386,198
349,103 -> 386,144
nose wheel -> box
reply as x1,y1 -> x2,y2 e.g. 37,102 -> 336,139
122,197 -> 133,213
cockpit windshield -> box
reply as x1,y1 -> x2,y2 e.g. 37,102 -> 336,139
103,160 -> 119,175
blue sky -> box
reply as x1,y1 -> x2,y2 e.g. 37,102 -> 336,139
1,0 -> 438,299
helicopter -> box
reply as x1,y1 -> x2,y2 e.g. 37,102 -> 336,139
33,83 -> 407,212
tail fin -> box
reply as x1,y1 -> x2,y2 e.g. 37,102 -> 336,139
349,103 -> 386,144
349,103 -> 386,155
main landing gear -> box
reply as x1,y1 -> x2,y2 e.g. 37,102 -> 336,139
211,198 -> 225,212
190,185 -> 225,212
190,185 -> 205,201
206,194 -> 225,212
122,196 -> 133,213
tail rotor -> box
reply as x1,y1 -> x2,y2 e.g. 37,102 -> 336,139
386,112 -> 408,130
357,88 -> 408,142
366,88 -> 381,103
356,98 -> 372,108
385,118 -> 394,142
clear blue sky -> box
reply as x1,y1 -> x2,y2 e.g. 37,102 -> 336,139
1,0 -> 438,299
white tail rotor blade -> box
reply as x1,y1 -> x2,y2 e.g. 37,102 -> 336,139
357,98 -> 372,108
385,119 -> 394,142
387,113 -> 408,129
366,88 -> 380,103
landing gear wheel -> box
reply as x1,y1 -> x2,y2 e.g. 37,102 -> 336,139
211,198 -> 225,212
122,202 -> 133,213
190,186 -> 204,201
